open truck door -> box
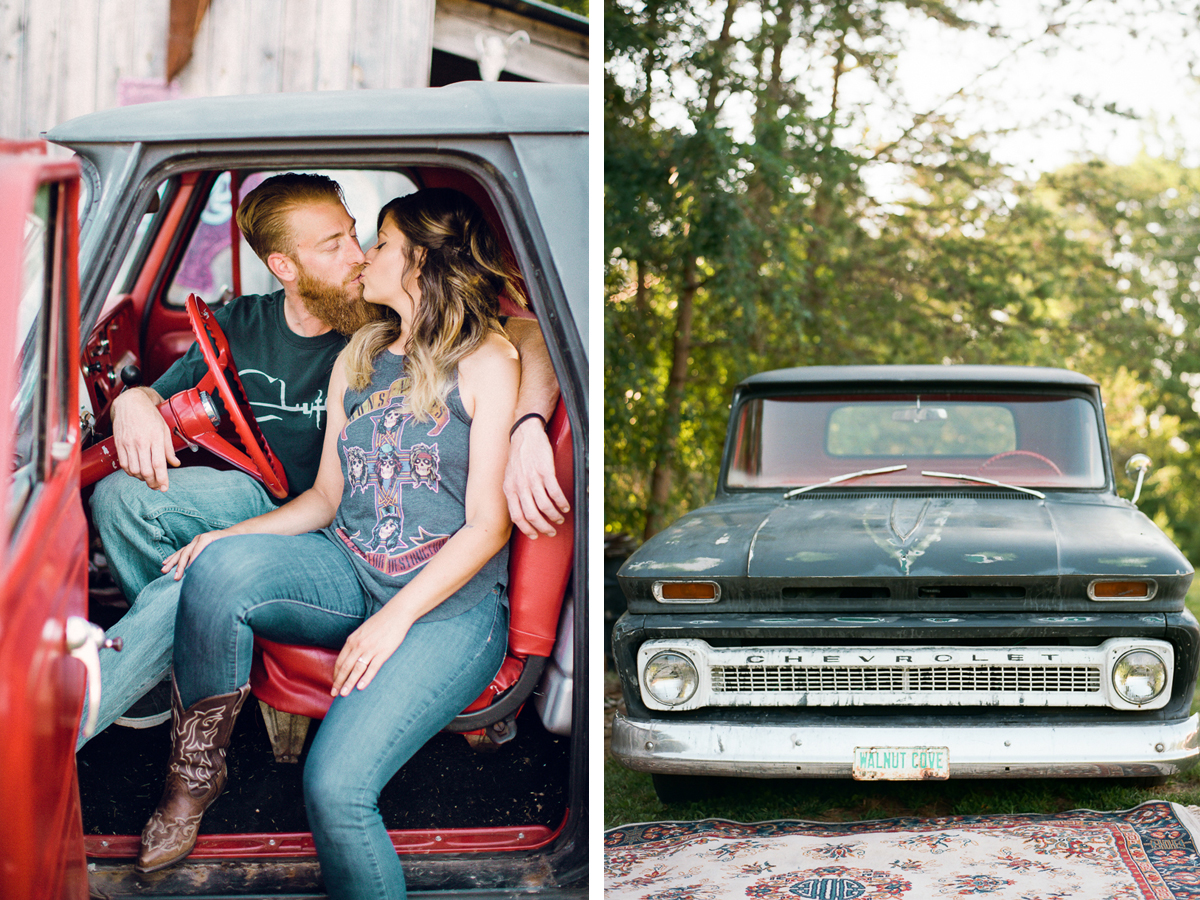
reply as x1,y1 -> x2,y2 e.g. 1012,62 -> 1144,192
0,143 -> 91,900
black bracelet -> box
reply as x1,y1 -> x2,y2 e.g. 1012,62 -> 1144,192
510,412 -> 548,438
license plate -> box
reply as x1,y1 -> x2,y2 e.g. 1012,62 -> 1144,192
852,746 -> 949,781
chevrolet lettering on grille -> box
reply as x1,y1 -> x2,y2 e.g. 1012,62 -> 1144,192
742,651 -> 1065,664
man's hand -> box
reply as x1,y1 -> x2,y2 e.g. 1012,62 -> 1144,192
503,416 -> 570,538
500,317 -> 566,538
111,387 -> 180,491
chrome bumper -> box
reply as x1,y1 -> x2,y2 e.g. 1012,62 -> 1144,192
611,712 -> 1200,778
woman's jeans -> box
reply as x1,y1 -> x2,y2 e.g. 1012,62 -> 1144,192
175,532 -> 507,900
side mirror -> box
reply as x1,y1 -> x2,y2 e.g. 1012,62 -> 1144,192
1124,453 -> 1153,505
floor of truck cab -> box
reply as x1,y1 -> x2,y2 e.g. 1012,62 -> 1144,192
77,696 -> 569,837
79,566 -> 570,839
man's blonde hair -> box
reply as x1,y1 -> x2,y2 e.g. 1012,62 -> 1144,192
236,173 -> 346,263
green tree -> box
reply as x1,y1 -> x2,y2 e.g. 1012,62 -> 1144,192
606,0 -> 977,538
606,0 -> 1200,561
1039,155 -> 1200,554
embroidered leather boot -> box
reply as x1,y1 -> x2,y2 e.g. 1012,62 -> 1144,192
136,680 -> 251,873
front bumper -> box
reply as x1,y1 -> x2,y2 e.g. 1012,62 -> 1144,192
611,712 -> 1200,778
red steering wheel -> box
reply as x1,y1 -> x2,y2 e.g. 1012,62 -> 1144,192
979,450 -> 1062,476
81,295 -> 289,499
184,294 -> 288,498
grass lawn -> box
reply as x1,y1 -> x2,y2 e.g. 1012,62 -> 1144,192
603,584 -> 1200,829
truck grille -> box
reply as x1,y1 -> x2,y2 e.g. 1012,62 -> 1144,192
635,638 -> 1175,712
711,664 -> 1101,694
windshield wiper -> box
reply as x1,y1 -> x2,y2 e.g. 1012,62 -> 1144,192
920,470 -> 1045,499
785,465 -> 908,498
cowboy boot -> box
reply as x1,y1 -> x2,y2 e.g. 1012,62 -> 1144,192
135,680 -> 251,873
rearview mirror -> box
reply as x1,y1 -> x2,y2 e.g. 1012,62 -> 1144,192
891,406 -> 948,423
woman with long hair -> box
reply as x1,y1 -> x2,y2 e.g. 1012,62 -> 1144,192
134,188 -> 521,899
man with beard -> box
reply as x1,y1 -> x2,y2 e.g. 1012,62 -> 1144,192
83,173 -> 564,744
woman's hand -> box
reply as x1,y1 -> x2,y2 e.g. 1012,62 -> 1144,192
161,530 -> 232,580
330,603 -> 417,697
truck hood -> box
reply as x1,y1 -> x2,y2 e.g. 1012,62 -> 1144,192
745,494 -> 1188,578
619,493 -> 1193,607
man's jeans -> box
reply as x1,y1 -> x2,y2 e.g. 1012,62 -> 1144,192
80,467 -> 275,750
176,532 -> 507,900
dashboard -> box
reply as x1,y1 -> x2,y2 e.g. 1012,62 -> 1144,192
81,295 -> 140,423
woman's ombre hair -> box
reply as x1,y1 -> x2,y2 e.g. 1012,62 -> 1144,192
343,188 -> 525,420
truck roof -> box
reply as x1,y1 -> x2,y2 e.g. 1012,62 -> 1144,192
739,364 -> 1099,390
45,83 -> 586,148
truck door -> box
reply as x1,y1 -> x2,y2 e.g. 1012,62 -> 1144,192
0,149 -> 89,900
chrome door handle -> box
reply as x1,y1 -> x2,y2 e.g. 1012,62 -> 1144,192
65,616 -> 122,739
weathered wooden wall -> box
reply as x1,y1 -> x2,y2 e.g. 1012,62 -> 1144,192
0,0 -> 438,140
434,0 -> 586,84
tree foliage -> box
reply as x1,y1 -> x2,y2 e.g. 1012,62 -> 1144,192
551,0 -> 589,17
605,0 -> 1200,562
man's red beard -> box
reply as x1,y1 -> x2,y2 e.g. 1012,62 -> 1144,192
295,264 -> 381,335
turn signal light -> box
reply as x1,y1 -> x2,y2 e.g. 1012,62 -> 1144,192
654,581 -> 720,603
1089,580 -> 1155,601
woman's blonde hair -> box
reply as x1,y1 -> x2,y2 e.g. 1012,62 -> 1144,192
343,188 -> 525,421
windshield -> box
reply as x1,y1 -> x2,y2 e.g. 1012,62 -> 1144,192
726,392 -> 1107,490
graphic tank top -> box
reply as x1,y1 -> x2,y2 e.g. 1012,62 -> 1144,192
323,350 -> 508,621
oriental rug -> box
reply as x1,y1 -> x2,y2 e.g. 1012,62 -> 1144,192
605,801 -> 1200,899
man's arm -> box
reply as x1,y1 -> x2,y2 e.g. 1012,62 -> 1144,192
109,386 -> 179,491
501,317 -> 570,538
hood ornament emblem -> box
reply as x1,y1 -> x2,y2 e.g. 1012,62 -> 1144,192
861,498 -> 950,576
888,498 -> 932,576
890,498 -> 932,544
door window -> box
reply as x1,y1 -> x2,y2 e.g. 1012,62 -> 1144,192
166,169 -> 417,308
10,180 -> 72,533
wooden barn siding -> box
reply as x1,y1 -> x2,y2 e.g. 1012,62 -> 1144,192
1,0 -> 436,140
435,0 -> 586,84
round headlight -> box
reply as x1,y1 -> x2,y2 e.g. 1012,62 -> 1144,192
643,651 -> 699,706
1112,649 -> 1167,705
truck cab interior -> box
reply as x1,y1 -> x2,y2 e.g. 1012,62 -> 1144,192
70,163 -> 580,894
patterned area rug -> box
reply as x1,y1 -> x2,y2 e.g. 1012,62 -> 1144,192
605,801 -> 1200,899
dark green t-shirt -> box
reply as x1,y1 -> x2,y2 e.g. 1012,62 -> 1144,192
152,291 -> 347,497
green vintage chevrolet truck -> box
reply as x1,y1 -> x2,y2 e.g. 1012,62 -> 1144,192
612,365 -> 1198,802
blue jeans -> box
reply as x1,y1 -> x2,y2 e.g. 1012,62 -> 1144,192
175,533 -> 507,900
81,467 -> 276,749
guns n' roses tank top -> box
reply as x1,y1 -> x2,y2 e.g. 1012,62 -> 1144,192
323,349 -> 508,620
